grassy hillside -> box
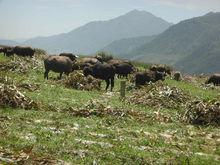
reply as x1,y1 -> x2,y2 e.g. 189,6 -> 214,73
131,12 -> 220,74
0,54 -> 220,164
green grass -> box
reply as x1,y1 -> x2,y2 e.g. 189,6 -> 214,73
0,53 -> 8,62
0,55 -> 220,164
166,79 -> 220,100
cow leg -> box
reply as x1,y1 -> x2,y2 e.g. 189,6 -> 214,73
3,50 -> 6,56
44,70 -> 49,79
59,73 -> 63,79
105,79 -> 110,91
110,77 -> 114,92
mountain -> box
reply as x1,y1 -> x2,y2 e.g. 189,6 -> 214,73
0,39 -> 18,46
131,12 -> 220,74
24,10 -> 172,54
101,35 -> 156,58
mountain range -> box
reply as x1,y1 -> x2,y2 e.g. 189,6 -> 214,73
24,10 -> 172,54
0,39 -> 18,46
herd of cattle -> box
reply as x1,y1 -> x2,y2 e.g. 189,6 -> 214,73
1,45 -> 220,90
44,54 -> 135,91
43,52 -> 220,91
0,46 -> 35,57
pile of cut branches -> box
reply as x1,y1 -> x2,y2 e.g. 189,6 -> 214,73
63,71 -> 101,91
127,82 -> 191,109
0,83 -> 38,109
183,100 -> 220,125
63,100 -> 150,121
0,56 -> 42,73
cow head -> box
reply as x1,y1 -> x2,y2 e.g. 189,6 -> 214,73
83,67 -> 93,77
155,71 -> 166,81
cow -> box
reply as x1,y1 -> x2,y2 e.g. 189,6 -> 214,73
108,59 -> 130,66
83,63 -> 115,91
13,46 -> 35,57
150,64 -> 172,75
135,71 -> 166,86
205,74 -> 220,86
0,47 -> 4,54
44,55 -> 73,79
114,63 -> 134,78
59,53 -> 78,62
173,71 -> 183,81
78,57 -> 101,69
81,57 -> 100,65
108,59 -> 134,78
0,46 -> 14,56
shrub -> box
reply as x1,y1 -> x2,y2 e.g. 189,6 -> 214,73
95,51 -> 113,62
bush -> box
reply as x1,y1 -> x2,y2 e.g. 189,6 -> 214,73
95,51 -> 113,62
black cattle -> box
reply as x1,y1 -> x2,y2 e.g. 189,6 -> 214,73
0,47 -> 4,54
108,59 -> 130,65
78,57 -> 101,69
83,63 -> 115,91
59,53 -> 78,61
135,71 -> 166,86
44,55 -> 73,79
173,71 -> 183,81
13,46 -> 35,57
150,64 -> 172,75
108,59 -> 134,78
0,46 -> 14,56
115,63 -> 134,78
205,74 -> 220,86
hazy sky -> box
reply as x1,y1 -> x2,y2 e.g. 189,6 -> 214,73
0,0 -> 220,40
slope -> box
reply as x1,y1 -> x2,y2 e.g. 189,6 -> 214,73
101,35 -> 156,58
132,12 -> 220,73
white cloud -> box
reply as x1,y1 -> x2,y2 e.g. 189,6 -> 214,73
144,0 -> 220,11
